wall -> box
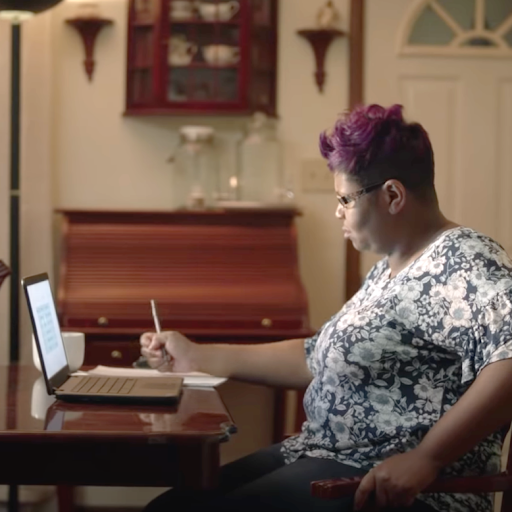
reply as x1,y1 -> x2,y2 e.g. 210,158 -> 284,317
48,0 -> 349,332
0,0 -> 349,508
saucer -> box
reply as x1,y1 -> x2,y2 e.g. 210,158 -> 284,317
170,11 -> 195,21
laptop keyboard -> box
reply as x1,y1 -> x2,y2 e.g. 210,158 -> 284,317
71,377 -> 136,395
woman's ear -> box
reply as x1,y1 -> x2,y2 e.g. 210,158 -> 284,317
384,180 -> 406,215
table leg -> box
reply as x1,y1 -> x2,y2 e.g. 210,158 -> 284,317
57,486 -> 76,512
8,485 -> 18,512
273,388 -> 286,442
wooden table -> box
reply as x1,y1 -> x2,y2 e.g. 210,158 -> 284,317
0,365 -> 236,512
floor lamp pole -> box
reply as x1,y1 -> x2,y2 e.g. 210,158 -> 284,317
8,22 -> 21,512
10,22 -> 20,365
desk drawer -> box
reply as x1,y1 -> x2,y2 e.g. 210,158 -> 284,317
84,341 -> 140,366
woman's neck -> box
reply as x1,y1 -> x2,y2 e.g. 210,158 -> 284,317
387,211 -> 458,278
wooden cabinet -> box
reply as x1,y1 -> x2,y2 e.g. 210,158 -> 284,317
56,208 -> 311,441
126,0 -> 278,116
56,208 -> 311,366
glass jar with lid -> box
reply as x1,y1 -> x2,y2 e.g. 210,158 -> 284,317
168,125 -> 219,209
238,112 -> 287,204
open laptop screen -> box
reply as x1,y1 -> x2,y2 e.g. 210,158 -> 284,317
25,278 -> 67,380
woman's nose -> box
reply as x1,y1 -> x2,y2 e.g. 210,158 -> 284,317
336,204 -> 345,219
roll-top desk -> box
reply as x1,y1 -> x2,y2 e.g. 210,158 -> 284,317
55,208 -> 311,440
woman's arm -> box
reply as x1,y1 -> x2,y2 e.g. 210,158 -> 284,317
196,338 -> 314,389
355,358 -> 512,509
415,357 -> 512,467
141,331 -> 314,389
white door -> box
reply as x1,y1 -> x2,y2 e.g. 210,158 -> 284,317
362,0 -> 512,276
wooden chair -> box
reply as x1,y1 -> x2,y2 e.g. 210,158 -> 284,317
0,260 -> 11,288
310,429 -> 512,512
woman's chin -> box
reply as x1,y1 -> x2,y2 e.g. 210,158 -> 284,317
349,238 -> 367,252
349,239 -> 360,250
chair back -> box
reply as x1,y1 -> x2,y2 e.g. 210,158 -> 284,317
500,427 -> 512,512
0,261 -> 11,289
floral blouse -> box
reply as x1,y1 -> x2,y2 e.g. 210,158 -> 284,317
282,227 -> 512,512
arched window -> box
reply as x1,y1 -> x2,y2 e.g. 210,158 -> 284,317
398,0 -> 512,56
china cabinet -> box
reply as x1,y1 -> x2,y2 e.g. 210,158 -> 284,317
126,0 -> 278,115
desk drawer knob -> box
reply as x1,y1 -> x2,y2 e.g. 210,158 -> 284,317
261,318 -> 273,328
111,350 -> 122,359
98,316 -> 109,326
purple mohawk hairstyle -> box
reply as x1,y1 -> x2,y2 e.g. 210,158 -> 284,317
319,104 -> 435,193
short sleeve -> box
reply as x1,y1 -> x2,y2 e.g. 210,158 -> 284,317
463,288 -> 512,383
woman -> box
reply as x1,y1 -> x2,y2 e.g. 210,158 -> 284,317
141,104 -> 512,512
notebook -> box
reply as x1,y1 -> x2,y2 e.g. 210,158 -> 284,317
22,273 -> 183,404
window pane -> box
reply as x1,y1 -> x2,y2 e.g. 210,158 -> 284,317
130,70 -> 153,103
485,0 -> 512,30
252,0 -> 272,26
167,68 -> 190,102
462,37 -> 497,46
134,0 -> 158,22
409,5 -> 455,45
133,27 -> 154,67
505,27 -> 512,47
192,69 -> 216,101
217,69 -> 239,102
437,0 -> 475,30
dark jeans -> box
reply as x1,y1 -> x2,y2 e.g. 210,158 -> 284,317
144,444 -> 437,512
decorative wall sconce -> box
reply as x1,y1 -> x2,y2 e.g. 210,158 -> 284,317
297,28 -> 344,93
66,4 -> 113,81
297,1 -> 345,93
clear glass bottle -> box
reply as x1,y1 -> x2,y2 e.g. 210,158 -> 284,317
168,125 -> 219,209
238,112 -> 284,204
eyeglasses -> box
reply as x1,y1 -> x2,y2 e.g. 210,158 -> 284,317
336,182 -> 386,209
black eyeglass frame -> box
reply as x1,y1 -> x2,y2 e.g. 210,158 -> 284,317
336,181 -> 387,209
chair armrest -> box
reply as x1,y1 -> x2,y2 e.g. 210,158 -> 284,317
311,472 -> 512,499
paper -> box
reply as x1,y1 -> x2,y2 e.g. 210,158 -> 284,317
86,365 -> 227,388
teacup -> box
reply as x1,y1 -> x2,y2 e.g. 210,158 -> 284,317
197,1 -> 239,21
168,52 -> 196,66
202,44 -> 240,66
168,36 -> 197,66
170,0 -> 195,20
32,331 -> 85,373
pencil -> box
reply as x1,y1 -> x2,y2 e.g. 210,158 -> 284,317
150,300 -> 169,364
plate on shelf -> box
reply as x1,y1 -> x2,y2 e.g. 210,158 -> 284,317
169,12 -> 196,21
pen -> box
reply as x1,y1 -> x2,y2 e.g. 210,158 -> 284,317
150,299 -> 170,364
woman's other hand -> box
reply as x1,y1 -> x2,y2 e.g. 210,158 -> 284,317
140,331 -> 200,373
354,449 -> 441,510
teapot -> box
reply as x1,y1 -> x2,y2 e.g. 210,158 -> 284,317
168,35 -> 197,66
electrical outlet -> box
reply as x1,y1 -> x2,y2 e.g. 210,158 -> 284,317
301,158 -> 334,192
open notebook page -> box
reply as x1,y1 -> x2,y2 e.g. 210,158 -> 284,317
83,365 -> 227,387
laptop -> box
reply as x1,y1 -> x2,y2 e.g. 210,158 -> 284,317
22,273 -> 183,404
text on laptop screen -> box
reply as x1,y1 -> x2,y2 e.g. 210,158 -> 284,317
26,280 -> 67,379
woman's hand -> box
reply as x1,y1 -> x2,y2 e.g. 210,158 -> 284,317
354,449 -> 442,510
140,331 -> 200,373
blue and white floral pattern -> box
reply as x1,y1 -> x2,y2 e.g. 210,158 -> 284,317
282,227 -> 512,512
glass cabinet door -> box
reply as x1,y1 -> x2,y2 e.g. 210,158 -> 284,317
248,0 -> 277,115
127,0 -> 160,107
165,0 -> 247,112
126,0 -> 277,115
